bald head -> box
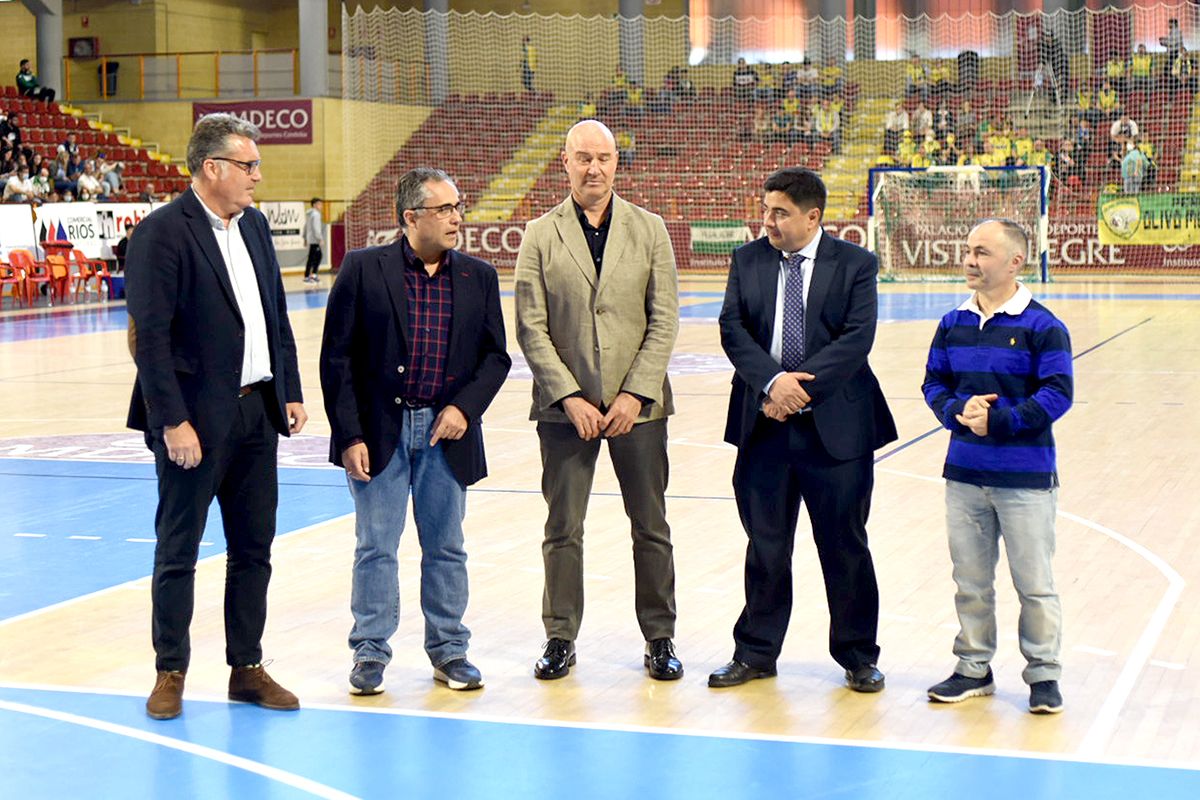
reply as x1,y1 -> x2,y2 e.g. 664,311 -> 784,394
564,119 -> 617,154
970,218 -> 1028,261
562,119 -> 618,211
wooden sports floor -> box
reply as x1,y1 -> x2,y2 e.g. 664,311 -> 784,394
1,273 -> 1198,798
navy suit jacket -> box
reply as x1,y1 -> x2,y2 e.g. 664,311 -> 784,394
719,234 -> 897,460
319,240 -> 511,486
126,188 -> 303,447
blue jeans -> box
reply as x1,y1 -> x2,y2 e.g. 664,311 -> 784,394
945,480 -> 1062,684
347,406 -> 470,668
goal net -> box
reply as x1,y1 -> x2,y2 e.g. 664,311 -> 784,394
868,166 -> 1049,281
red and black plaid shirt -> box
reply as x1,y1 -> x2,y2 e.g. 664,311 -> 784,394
401,237 -> 453,403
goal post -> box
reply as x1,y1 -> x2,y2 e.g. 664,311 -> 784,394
867,165 -> 1050,283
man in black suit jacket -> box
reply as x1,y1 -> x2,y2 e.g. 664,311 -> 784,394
710,167 -> 897,691
127,114 -> 308,720
320,168 -> 510,695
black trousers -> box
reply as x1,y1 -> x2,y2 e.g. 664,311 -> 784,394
149,388 -> 279,672
21,86 -> 55,104
304,244 -> 322,278
537,418 -> 676,642
730,412 -> 881,671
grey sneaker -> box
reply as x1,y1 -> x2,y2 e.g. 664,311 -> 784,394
928,668 -> 996,703
349,660 -> 385,695
1029,680 -> 1064,714
434,658 -> 484,691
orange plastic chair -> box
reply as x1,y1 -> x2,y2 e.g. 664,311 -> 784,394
0,258 -> 27,308
8,249 -> 48,305
68,249 -> 100,301
74,250 -> 115,299
46,254 -> 71,304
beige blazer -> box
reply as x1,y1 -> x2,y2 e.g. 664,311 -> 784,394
515,192 -> 679,424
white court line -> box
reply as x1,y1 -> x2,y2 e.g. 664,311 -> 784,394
0,515 -> 354,630
878,466 -> 1188,760
2,681 -> 1197,774
68,535 -> 103,541
1150,660 -> 1186,671
14,533 -> 46,538
0,698 -> 359,800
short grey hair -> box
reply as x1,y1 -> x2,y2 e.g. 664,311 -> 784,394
395,167 -> 455,229
187,113 -> 260,174
972,218 -> 1029,262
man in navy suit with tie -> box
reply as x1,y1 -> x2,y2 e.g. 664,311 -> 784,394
710,167 -> 897,691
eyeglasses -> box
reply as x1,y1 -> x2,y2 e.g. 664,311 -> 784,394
408,202 -> 466,219
210,156 -> 262,175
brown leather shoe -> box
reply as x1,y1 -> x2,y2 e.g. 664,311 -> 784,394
228,664 -> 300,711
146,670 -> 185,720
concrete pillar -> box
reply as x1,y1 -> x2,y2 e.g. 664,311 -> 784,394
22,0 -> 63,97
853,0 -> 876,62
619,0 -> 645,85
298,0 -> 328,96
425,0 -> 450,104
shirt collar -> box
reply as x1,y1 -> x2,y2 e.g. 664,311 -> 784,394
781,227 -> 822,263
401,236 -> 448,274
958,281 -> 1033,318
573,197 -> 613,230
194,191 -> 244,230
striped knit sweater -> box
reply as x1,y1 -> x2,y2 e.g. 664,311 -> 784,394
922,286 -> 1073,489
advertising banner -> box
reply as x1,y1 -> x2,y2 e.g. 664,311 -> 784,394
260,201 -> 307,251
0,205 -> 36,259
32,202 -> 152,259
192,100 -> 313,145
1097,193 -> 1200,246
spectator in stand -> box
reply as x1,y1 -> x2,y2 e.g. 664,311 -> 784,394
791,103 -> 815,145
795,57 -> 819,100
140,181 -> 159,203
114,222 -> 135,271
1136,137 -> 1158,188
905,54 -> 929,102
941,133 -> 963,166
1024,139 -> 1053,169
814,98 -> 841,153
625,80 -> 646,115
1073,116 -> 1094,156
750,104 -> 772,142
733,58 -> 758,103
1168,48 -> 1196,95
771,102 -> 795,143
615,129 -> 637,163
1161,18 -> 1183,66
52,151 -> 76,195
578,93 -> 598,121
601,69 -> 629,116
1109,112 -> 1138,146
77,160 -> 106,200
1096,80 -> 1119,119
884,100 -> 909,155
930,60 -> 954,105
16,59 -> 55,104
4,167 -> 33,202
820,56 -> 844,99
65,153 -> 85,190
1104,53 -> 1128,95
1121,139 -> 1150,194
1057,140 -> 1080,185
2,111 -> 33,163
31,165 -> 52,202
102,161 -> 125,196
1130,44 -> 1154,94
755,63 -> 777,102
955,99 -> 978,149
911,101 -> 933,139
897,129 -> 918,166
1012,127 -> 1034,163
779,62 -> 797,96
920,129 -> 941,164
0,143 -> 15,180
1075,82 -> 1099,124
59,132 -> 80,158
934,102 -> 954,144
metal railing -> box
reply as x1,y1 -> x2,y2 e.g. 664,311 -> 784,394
62,50 -> 308,102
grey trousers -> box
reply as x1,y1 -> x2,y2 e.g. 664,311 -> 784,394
537,418 -> 676,642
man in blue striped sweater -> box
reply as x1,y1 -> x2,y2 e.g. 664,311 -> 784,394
921,218 -> 1073,715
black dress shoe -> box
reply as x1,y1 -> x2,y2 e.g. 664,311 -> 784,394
845,664 -> 885,693
644,638 -> 684,680
707,659 -> 776,688
533,638 -> 576,680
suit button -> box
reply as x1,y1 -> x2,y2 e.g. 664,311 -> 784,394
397,366 -> 405,374
394,397 -> 402,405
597,307 -> 606,315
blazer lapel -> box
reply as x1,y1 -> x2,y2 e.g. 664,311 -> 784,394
240,213 -> 276,327
378,241 -> 411,346
754,241 -> 781,346
806,235 -> 837,344
181,189 -> 240,322
552,199 -> 598,289
596,194 -> 628,295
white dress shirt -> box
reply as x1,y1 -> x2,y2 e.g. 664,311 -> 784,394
766,227 -> 821,395
195,194 -> 272,387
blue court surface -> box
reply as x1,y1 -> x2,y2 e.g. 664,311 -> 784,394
2,685 -> 1199,800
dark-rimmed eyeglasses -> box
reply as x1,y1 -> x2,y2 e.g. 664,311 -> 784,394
210,156 -> 261,175
408,202 -> 466,219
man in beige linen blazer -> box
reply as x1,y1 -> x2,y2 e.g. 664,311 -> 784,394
515,119 -> 682,682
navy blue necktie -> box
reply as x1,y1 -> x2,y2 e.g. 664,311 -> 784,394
781,253 -> 806,371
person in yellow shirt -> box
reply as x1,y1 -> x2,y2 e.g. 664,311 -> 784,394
1131,44 -> 1153,93
940,133 -> 962,166
898,130 -> 918,164
579,93 -> 597,120
1024,139 -> 1053,168
1136,138 -> 1157,187
906,55 -> 929,102
1104,55 -> 1127,94
781,89 -> 802,117
1097,80 -> 1119,118
821,57 -> 845,98
987,130 -> 1012,163
626,80 -> 646,114
911,150 -> 933,168
1012,128 -> 1034,162
930,61 -> 954,104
